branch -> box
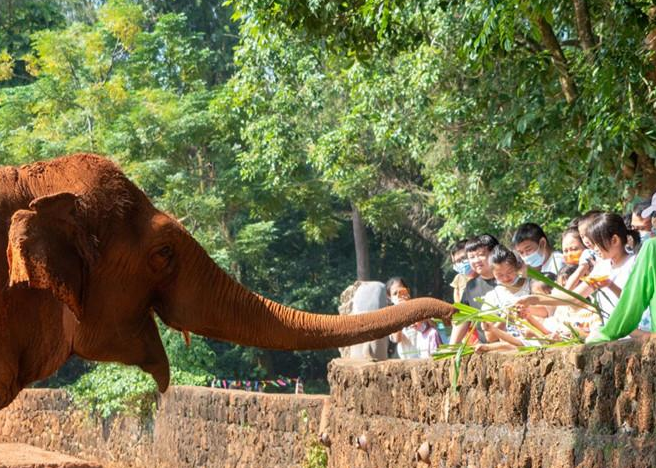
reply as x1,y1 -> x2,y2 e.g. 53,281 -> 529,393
572,0 -> 596,56
535,16 -> 578,104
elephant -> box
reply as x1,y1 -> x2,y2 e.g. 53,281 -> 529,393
0,153 -> 456,410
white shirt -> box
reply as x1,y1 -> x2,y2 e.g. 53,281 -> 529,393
390,327 -> 420,359
541,251 -> 565,275
482,279 -> 531,339
589,255 -> 636,316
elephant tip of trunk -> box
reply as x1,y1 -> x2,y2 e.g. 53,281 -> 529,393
409,297 -> 456,326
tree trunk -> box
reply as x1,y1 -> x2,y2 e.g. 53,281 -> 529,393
572,0 -> 596,56
351,203 -> 370,281
536,16 -> 578,104
635,151 -> 656,198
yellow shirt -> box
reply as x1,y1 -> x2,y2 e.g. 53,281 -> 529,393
450,273 -> 470,303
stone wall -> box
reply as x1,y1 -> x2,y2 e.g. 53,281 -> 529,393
323,339 -> 656,468
3,339 -> 656,468
0,387 -> 327,468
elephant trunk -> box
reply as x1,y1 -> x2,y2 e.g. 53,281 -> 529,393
160,238 -> 455,351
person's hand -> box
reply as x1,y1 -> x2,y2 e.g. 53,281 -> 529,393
518,307 -> 531,319
514,295 -> 541,308
583,275 -> 611,290
475,343 -> 491,354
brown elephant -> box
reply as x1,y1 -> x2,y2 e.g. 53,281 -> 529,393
0,153 -> 455,409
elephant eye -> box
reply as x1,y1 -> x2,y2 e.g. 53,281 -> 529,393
158,246 -> 173,258
148,244 -> 175,273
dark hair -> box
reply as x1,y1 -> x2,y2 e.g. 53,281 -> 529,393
586,212 -> 639,251
561,227 -> 583,244
464,234 -> 499,253
577,210 -> 603,236
557,264 -> 578,282
385,277 -> 409,296
632,200 -> 651,217
489,244 -> 522,269
449,239 -> 468,258
511,223 -> 550,248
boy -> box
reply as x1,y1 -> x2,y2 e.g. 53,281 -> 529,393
449,234 -> 499,344
449,239 -> 477,303
512,223 -> 564,275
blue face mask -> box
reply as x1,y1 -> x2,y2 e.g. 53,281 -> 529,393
522,249 -> 545,268
453,260 -> 472,276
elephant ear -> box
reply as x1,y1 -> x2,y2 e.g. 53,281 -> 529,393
6,192 -> 96,321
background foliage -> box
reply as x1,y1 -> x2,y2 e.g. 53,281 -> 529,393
2,0 -> 655,412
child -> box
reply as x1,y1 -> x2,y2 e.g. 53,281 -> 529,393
476,245 -> 540,352
561,227 -> 589,290
530,273 -> 555,296
512,223 -> 564,275
541,264 -> 602,338
449,234 -> 499,344
584,213 -> 640,315
449,239 -> 477,303
387,277 -> 420,359
413,320 -> 441,358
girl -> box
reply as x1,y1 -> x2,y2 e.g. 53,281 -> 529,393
387,277 -> 420,359
477,245 -> 541,352
561,227 -> 588,290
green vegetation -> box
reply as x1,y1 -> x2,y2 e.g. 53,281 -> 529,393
303,441 -> 328,468
4,0 -> 656,412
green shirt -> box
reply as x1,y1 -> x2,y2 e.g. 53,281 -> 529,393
587,237 -> 656,343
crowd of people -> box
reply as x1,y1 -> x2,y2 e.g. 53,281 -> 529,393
381,194 -> 656,359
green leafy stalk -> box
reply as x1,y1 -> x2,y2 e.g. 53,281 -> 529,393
525,267 -> 599,311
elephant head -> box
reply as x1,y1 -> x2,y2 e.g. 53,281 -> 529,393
0,153 -> 455,406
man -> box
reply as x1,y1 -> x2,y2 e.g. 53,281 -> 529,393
449,234 -> 499,344
512,223 -> 564,275
449,239 -> 477,303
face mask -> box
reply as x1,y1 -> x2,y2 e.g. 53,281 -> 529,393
564,251 -> 582,265
522,249 -> 545,268
390,296 -> 401,305
453,260 -> 472,276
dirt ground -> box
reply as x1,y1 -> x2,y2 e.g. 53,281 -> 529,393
0,443 -> 102,468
